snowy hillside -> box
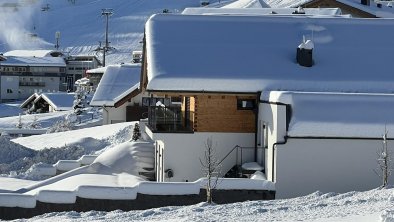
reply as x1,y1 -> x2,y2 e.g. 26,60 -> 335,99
0,0 -> 204,64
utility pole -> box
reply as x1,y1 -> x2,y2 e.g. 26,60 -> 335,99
55,31 -> 61,50
101,8 -> 113,67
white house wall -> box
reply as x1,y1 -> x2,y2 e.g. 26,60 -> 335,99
275,138 -> 389,198
147,129 -> 255,182
1,76 -> 19,100
18,77 -> 61,99
103,93 -> 145,124
259,103 -> 287,182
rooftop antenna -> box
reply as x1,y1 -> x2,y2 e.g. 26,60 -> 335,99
55,31 -> 61,50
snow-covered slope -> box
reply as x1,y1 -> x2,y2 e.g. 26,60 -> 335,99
0,0 -> 203,64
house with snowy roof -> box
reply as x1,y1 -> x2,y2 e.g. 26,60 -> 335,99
0,54 -> 66,101
90,63 -> 147,124
20,92 -> 75,113
141,13 -> 394,198
263,0 -> 394,18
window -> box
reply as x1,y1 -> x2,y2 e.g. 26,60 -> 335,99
237,99 -> 256,110
6,89 -> 13,93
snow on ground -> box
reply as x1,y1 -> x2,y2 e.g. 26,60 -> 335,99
0,100 -> 24,118
12,121 -> 133,151
0,122 -> 135,180
8,187 -> 394,222
0,177 -> 36,193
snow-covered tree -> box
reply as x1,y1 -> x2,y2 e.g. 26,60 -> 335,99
200,137 -> 221,204
73,87 -> 88,115
26,115 -> 41,129
374,128 -> 392,188
46,117 -> 75,133
15,113 -> 23,129
132,123 -> 141,141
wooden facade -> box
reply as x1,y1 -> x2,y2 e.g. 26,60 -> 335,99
302,0 -> 376,18
157,93 -> 257,133
193,95 -> 256,133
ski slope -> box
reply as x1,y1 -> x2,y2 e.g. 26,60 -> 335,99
0,0 -> 203,64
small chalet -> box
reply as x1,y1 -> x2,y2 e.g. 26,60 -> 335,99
141,14 -> 394,198
20,92 -> 75,113
90,63 -> 147,124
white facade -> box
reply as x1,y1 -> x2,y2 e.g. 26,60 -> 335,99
275,139 -> 387,198
145,126 -> 256,182
18,77 -> 61,99
258,92 -> 394,198
0,76 -> 19,100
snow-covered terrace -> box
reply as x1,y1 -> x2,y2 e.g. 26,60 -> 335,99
90,63 -> 141,107
145,14 -> 394,94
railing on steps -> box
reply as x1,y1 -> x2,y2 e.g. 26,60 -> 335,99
218,145 -> 255,178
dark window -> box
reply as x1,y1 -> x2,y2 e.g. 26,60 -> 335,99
6,89 -> 13,93
237,99 -> 256,110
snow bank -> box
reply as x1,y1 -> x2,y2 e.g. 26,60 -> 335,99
92,141 -> 154,175
0,193 -> 36,208
78,155 -> 98,165
138,181 -> 200,195
37,190 -> 76,204
13,122 -> 133,151
77,186 -> 138,200
199,178 -> 275,191
54,160 -> 81,172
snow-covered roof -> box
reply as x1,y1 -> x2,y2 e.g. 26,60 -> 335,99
145,14 -> 394,94
86,66 -> 107,74
182,7 -> 343,16
1,56 -> 66,67
263,91 -> 394,138
90,63 -> 141,107
263,0 -> 394,17
3,50 -> 63,57
221,0 -> 269,8
20,93 -> 40,109
39,93 -> 75,111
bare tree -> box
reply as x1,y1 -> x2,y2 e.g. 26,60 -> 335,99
200,137 -> 221,204
374,127 -> 392,188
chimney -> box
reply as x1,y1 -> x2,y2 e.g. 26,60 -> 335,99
361,0 -> 370,6
296,36 -> 314,67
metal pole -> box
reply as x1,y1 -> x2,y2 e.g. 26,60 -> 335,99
101,9 -> 113,67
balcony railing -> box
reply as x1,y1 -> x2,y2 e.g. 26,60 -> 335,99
148,106 -> 193,133
19,81 -> 45,87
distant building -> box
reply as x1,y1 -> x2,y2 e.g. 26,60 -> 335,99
64,55 -> 102,91
0,54 -> 66,101
85,66 -> 107,90
90,63 -> 147,124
